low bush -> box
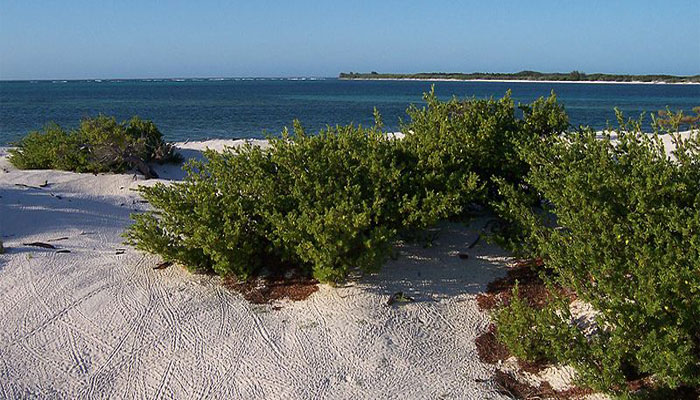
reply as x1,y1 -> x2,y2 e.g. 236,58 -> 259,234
494,117 -> 700,395
262,120 -> 478,282
9,115 -> 180,176
125,117 -> 480,283
119,90 -> 698,395
125,91 -> 570,283
400,88 -> 568,211
126,141 -> 278,278
493,284 -> 586,366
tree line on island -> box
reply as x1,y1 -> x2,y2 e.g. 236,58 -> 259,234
339,70 -> 700,83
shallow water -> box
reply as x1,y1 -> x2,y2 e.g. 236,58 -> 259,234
1,78 -> 698,144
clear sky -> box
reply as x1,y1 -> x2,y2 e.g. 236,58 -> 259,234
1,0 -> 698,80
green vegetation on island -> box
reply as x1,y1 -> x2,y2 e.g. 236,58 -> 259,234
339,70 -> 700,83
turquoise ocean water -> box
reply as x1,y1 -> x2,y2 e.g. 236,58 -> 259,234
1,78 -> 698,145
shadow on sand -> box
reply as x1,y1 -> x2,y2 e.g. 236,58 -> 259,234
355,219 -> 511,302
0,187 -> 134,244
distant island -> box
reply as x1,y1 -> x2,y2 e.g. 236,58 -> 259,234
339,71 -> 700,83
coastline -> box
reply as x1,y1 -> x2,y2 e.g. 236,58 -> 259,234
339,77 -> 700,85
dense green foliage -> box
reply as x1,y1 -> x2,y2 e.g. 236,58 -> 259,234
340,71 -> 700,83
494,119 -> 700,395
126,91 -> 567,283
402,89 -> 567,207
9,115 -> 180,175
126,118 -> 482,283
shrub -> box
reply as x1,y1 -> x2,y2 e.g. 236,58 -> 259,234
125,118 -> 480,283
494,117 -> 700,394
400,88 -> 568,211
125,91 -> 569,283
127,142 -> 278,278
493,284 -> 587,366
9,115 -> 180,176
6,123 -> 73,170
265,122 -> 406,282
657,106 -> 700,130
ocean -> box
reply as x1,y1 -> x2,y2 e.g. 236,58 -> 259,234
1,78 -> 698,145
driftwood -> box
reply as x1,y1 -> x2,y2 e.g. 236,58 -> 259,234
124,156 -> 159,179
153,261 -> 174,270
15,183 -> 44,190
387,292 -> 415,305
23,242 -> 57,249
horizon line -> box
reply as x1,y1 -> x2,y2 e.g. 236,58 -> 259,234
0,76 -> 336,83
3,69 -> 700,82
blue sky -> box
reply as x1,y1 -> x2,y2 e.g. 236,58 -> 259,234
1,0 -> 698,79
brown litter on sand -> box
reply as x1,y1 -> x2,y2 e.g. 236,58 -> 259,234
476,258 -> 559,312
224,275 -> 319,304
475,324 -> 509,364
493,370 -> 594,400
492,370 -> 554,399
477,258 -> 592,399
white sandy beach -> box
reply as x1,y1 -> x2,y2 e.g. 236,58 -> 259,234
0,140 -> 516,399
1,132 -> 695,399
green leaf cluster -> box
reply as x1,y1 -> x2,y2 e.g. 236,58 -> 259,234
125,120 -> 474,283
8,115 -> 180,173
401,88 -> 568,208
494,117 -> 700,395
125,91 -> 566,283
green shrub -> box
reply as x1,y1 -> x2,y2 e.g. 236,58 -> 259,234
6,123 -> 73,170
127,142 -> 278,278
9,115 -> 180,175
495,118 -> 700,394
265,122 -> 402,282
126,118 -> 479,283
125,91 -> 570,283
400,88 -> 568,211
494,284 -> 588,366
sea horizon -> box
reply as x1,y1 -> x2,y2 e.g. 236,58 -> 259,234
2,78 -> 698,145
3,75 -> 699,84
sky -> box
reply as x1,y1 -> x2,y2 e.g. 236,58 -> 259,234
1,0 -> 698,80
